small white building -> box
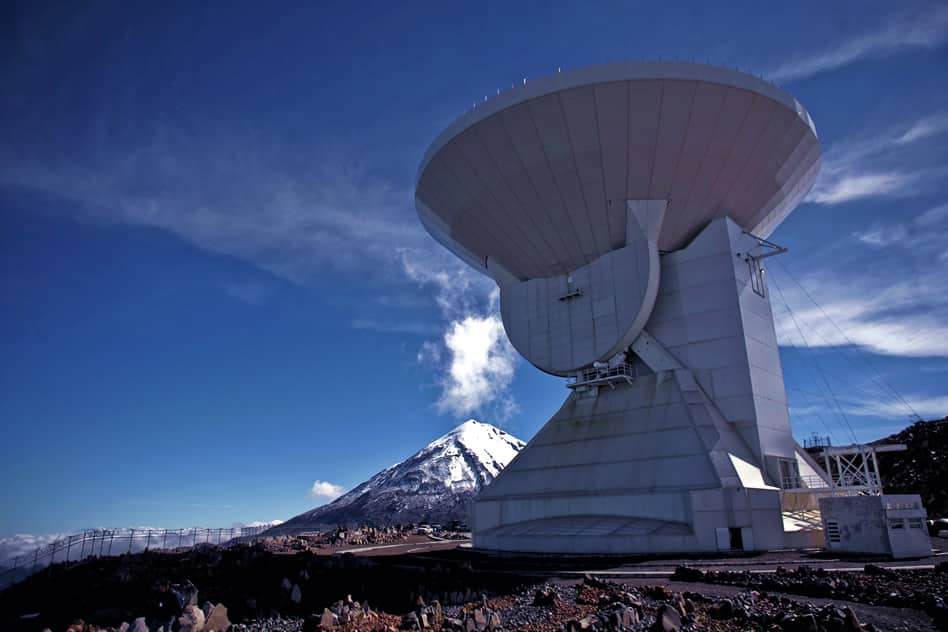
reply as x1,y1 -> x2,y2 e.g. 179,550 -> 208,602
819,494 -> 931,559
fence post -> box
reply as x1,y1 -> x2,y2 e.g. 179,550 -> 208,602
145,530 -> 151,551
128,529 -> 135,554
66,535 -> 74,563
30,548 -> 39,584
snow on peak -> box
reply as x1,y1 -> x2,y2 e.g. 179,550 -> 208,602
429,419 -> 524,479
282,420 -> 525,530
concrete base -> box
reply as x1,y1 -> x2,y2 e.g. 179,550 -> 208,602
473,218 -> 800,555
819,495 -> 931,559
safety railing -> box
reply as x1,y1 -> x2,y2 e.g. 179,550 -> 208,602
780,472 -> 881,491
567,362 -> 640,389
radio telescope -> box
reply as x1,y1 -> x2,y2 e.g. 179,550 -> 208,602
415,61 -> 823,554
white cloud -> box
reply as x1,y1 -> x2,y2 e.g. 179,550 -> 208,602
807,111 -> 948,206
400,248 -> 520,422
237,519 -> 284,528
853,224 -> 908,247
772,267 -> 948,358
808,172 -> 919,205
0,127 -> 426,285
914,202 -> 948,227
844,394 -> 948,419
768,5 -> 948,82
437,311 -> 519,421
309,480 -> 346,500
0,533 -> 69,564
896,111 -> 948,145
0,123 -> 523,423
853,202 -> 948,262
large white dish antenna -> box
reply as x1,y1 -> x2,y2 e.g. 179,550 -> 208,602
416,61 -> 821,374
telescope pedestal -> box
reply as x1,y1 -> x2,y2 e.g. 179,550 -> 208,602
473,218 -> 797,554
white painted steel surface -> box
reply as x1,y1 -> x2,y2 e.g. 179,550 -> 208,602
472,220 -> 797,554
415,62 -> 823,554
415,61 -> 820,282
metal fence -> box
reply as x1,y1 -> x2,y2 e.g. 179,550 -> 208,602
1,524 -> 290,589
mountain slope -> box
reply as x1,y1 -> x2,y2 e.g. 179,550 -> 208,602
281,420 -> 525,530
874,417 -> 948,517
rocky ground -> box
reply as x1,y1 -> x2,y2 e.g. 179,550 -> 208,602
1,541 -> 945,631
670,562 -> 948,624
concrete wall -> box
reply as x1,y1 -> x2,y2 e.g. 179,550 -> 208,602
819,494 -> 931,559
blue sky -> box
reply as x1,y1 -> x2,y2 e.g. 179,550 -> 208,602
2,0 -> 947,537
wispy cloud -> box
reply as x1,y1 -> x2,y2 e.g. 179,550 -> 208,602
235,519 -> 284,529
0,533 -> 69,564
0,125 -> 524,421
309,480 -> 346,500
401,250 -> 520,423
0,127 -> 425,285
807,110 -> 948,205
351,318 -> 438,336
768,5 -> 948,82
853,202 -> 948,262
223,280 -> 272,305
844,394 -> 948,419
772,259 -> 948,359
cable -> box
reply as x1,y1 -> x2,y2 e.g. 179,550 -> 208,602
772,303 -> 842,442
773,259 -> 922,423
771,274 -> 860,444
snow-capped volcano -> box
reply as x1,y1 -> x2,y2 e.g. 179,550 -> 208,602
279,420 -> 525,530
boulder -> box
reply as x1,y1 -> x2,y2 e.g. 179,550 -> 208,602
670,566 -> 704,582
582,573 -> 609,588
533,586 -> 559,607
841,606 -> 862,632
431,600 -> 443,627
565,616 -> 596,631
473,607 -> 487,630
401,611 -> 419,630
487,611 -> 502,630
443,617 -> 464,631
178,604 -> 206,632
130,618 -> 149,632
205,603 -> 231,631
650,604 -> 681,632
645,585 -> 669,600
320,608 -> 338,628
613,606 -> 639,627
708,598 -> 734,619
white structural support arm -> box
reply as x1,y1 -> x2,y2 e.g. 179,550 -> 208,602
630,329 -> 681,372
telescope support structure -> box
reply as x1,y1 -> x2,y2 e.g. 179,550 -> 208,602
473,218 -> 801,554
